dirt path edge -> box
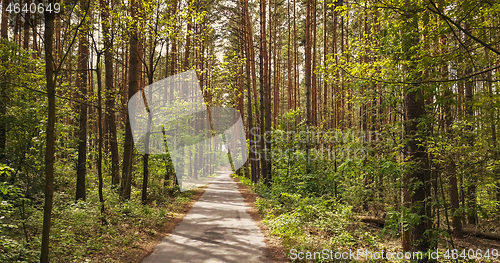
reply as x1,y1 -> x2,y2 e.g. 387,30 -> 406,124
231,174 -> 290,263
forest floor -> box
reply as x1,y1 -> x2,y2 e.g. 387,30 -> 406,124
140,170 -> 273,263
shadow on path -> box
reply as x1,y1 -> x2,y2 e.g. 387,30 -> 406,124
142,171 -> 267,263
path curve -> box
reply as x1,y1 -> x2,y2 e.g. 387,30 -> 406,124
142,171 -> 267,263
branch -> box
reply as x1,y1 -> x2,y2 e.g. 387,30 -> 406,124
427,0 -> 500,56
338,63 -> 500,85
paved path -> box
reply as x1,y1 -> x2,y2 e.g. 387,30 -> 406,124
142,171 -> 267,263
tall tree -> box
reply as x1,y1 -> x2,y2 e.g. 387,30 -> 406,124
305,0 -> 311,125
76,0 -> 90,201
287,0 -> 292,111
463,22 -> 477,226
100,0 -> 120,185
437,2 -> 462,237
400,1 -> 431,252
23,13 -> 30,49
0,0 -> 9,163
259,0 -> 271,185
121,0 -> 140,199
322,0 -> 327,126
311,0 -> 317,126
40,3 -> 56,262
0,0 -> 8,39
243,0 -> 259,183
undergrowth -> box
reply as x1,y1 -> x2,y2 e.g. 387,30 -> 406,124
0,180 -> 200,263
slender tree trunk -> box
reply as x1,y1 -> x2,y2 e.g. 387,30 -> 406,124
336,1 -> 342,128
184,3 -> 191,71
463,22 -> 477,226
76,0 -> 90,201
305,0 -> 311,125
40,4 -> 55,262
1,0 -> 9,39
239,59 -> 245,123
23,14 -> 30,49
436,5 -> 462,237
260,0 -> 271,185
293,0 -> 297,110
311,0 -> 317,126
121,46 -> 129,126
243,0 -> 258,183
0,13 -> 6,163
14,12 -> 20,44
121,0 -> 140,199
287,0 -> 292,111
32,15 -> 38,56
142,30 -> 156,204
322,0 -> 328,126
100,0 -> 119,186
96,54 -> 105,214
272,8 -> 279,126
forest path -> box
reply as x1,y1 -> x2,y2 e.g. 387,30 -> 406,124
142,170 -> 268,263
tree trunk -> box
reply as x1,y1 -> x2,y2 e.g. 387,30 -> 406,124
322,0 -> 327,126
101,0 -> 120,186
293,0 -> 298,110
1,0 -> 9,39
311,0 -> 317,126
76,0 -> 90,201
121,0 -> 140,199
259,0 -> 271,185
40,4 -> 56,262
184,3 -> 191,71
401,2 -> 431,252
142,31 -> 157,204
96,54 -> 105,214
23,13 -> 30,49
272,7 -> 278,126
305,0 -> 311,125
170,0 -> 178,77
0,0 -> 12,163
463,23 -> 477,226
438,6 -> 462,237
243,0 -> 258,183
287,0 -> 292,111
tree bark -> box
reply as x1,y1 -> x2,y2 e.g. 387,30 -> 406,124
401,1 -> 431,252
76,0 -> 90,201
121,0 -> 140,199
243,0 -> 258,183
311,0 -> 317,126
101,0 -> 120,185
0,0 -> 12,163
96,53 -> 105,214
40,4 -> 56,262
23,13 -> 30,49
439,5 -> 462,237
305,0 -> 311,126
0,0 -> 9,39
259,0 -> 271,185
293,0 -> 297,110
463,22 -> 477,226
287,0 -> 292,111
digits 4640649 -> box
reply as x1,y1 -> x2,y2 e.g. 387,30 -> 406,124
6,2 -> 61,14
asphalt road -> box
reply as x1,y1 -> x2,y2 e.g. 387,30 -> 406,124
142,170 -> 267,263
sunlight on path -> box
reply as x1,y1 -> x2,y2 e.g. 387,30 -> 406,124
142,170 -> 267,263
